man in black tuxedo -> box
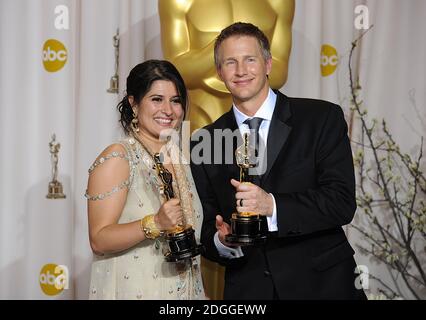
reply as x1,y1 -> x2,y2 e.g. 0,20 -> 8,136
190,22 -> 366,300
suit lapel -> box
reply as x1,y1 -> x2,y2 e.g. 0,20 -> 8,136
261,92 -> 292,183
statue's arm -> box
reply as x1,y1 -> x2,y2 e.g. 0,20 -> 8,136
158,0 -> 216,88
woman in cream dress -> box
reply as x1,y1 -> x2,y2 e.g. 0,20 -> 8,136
85,60 -> 205,300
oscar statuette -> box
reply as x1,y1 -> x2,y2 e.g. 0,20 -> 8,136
153,153 -> 203,262
225,133 -> 268,245
46,134 -> 66,199
107,29 -> 119,94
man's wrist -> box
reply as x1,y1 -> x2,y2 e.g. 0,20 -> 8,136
266,193 -> 274,216
266,193 -> 278,232
218,232 -> 237,248
214,232 -> 244,258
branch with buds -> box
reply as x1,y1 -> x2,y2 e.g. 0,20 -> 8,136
349,27 -> 426,300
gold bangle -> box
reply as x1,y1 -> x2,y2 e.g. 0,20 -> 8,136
141,214 -> 162,239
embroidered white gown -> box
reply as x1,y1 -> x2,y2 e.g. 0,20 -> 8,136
86,137 -> 205,300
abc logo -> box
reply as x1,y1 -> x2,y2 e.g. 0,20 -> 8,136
320,44 -> 338,77
39,263 -> 69,296
42,39 -> 67,72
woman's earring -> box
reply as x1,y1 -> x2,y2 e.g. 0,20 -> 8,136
131,109 -> 140,133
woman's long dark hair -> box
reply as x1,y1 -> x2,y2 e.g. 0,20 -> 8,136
117,60 -> 188,134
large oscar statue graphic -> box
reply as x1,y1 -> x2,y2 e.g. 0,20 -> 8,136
153,153 -> 203,262
159,0 -> 294,132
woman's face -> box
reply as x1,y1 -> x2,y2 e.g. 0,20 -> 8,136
131,80 -> 185,140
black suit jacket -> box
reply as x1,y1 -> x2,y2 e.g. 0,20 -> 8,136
190,91 -> 366,300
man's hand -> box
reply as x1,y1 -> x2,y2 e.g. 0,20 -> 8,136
215,215 -> 234,246
231,179 -> 274,216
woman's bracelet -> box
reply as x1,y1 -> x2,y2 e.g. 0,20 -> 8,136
141,214 -> 162,239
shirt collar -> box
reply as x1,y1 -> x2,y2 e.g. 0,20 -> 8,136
232,88 -> 277,127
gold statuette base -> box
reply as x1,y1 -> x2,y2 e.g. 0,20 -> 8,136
225,213 -> 268,246
46,181 -> 66,199
164,226 -> 203,262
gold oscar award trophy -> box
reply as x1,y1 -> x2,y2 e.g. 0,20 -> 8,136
46,134 -> 66,199
153,153 -> 203,262
107,29 -> 119,94
225,133 -> 268,245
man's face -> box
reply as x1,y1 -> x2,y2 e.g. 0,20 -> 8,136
217,35 -> 272,107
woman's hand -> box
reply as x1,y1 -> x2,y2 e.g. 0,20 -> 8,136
155,198 -> 184,231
